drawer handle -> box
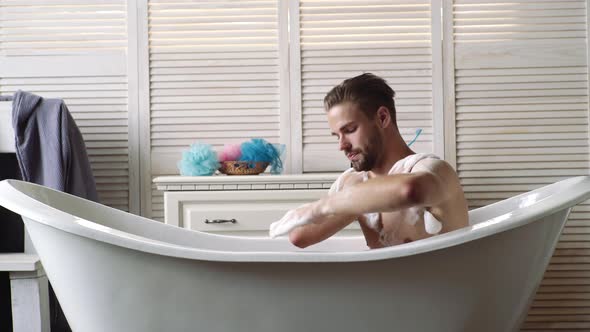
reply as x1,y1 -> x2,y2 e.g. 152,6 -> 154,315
204,218 -> 237,224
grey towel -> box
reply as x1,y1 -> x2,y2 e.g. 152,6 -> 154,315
11,90 -> 98,202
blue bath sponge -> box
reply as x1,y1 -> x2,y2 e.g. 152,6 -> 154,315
177,143 -> 220,176
239,138 -> 285,174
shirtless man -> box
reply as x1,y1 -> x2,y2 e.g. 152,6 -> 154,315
269,73 -> 469,249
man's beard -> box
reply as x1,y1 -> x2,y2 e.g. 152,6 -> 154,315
350,133 -> 381,172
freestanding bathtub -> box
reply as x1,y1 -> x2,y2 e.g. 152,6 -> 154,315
0,177 -> 589,332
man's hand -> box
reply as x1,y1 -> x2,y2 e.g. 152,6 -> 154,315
269,202 -> 322,238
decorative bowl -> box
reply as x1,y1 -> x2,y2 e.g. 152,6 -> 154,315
218,161 -> 269,175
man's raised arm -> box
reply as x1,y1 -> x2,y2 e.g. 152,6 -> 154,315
269,167 -> 452,247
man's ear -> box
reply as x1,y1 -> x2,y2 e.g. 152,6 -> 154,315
376,106 -> 391,128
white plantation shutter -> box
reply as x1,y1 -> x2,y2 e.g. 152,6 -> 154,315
295,0 -> 439,172
0,0 -> 135,212
146,0 -> 283,220
448,1 -> 590,330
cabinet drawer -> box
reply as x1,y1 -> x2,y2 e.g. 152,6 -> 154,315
166,190 -> 360,237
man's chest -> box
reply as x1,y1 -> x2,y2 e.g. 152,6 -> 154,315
379,209 -> 431,242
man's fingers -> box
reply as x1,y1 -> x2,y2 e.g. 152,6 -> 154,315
269,220 -> 283,238
269,213 -> 291,238
269,207 -> 313,238
270,222 -> 291,238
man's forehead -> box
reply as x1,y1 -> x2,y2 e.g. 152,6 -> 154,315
328,104 -> 366,127
328,103 -> 365,121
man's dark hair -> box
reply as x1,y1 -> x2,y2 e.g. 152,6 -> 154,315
323,73 -> 396,123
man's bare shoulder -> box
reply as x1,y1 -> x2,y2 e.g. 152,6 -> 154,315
413,157 -> 469,229
412,157 -> 460,187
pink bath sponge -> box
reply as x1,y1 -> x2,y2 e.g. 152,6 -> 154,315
218,144 -> 242,162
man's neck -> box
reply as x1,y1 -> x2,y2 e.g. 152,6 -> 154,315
368,134 -> 414,177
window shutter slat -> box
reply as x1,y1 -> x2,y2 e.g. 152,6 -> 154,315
147,0 -> 281,220
450,2 -> 590,330
299,0 -> 434,172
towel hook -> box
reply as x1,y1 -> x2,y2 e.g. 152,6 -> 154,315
0,95 -> 13,101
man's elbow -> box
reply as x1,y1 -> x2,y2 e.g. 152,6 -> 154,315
399,174 -> 441,207
289,228 -> 313,248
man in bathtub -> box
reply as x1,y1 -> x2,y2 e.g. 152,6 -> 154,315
269,73 -> 469,249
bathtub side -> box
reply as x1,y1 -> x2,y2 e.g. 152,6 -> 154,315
23,207 -> 570,332
2,176 -> 590,263
2,177 -> 588,263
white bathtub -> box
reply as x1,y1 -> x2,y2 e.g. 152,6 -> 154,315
0,177 -> 589,332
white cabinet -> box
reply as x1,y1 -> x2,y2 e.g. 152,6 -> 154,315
153,174 -> 361,237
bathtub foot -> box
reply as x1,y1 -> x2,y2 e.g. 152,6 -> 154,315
1,254 -> 50,332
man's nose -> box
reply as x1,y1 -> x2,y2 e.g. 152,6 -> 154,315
339,137 -> 351,151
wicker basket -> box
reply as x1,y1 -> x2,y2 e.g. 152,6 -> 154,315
218,161 -> 269,175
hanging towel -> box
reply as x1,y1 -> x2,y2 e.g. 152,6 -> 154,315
11,90 -> 98,201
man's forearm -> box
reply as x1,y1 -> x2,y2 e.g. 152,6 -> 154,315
289,213 -> 358,248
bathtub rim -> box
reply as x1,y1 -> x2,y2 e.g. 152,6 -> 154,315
0,177 -> 589,263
